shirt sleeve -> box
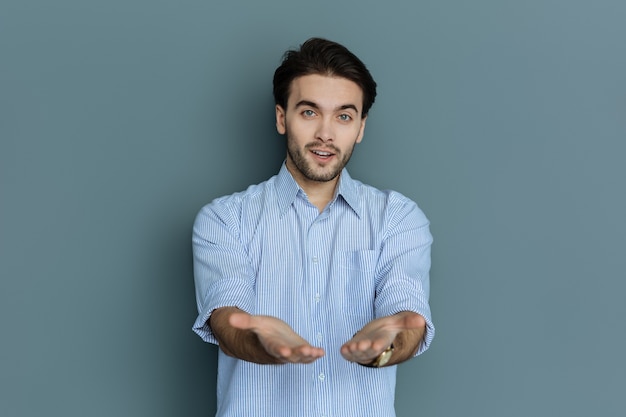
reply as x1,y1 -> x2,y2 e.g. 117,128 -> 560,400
374,195 -> 435,355
191,199 -> 256,344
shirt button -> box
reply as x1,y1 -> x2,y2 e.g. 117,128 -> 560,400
317,333 -> 323,342
314,293 -> 321,303
318,373 -> 325,381
312,256 -> 319,264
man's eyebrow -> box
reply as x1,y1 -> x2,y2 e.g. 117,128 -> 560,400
295,100 -> 359,113
338,104 -> 359,112
295,100 -> 319,109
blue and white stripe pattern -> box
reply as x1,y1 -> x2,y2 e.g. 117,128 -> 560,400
193,163 -> 434,417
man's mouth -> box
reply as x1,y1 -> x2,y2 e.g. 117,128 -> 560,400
312,150 -> 333,157
309,148 -> 337,161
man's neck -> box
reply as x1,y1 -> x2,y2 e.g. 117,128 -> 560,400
286,163 -> 339,213
302,180 -> 338,213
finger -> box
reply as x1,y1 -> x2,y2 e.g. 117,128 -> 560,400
340,347 -> 375,363
275,345 -> 294,359
341,336 -> 391,363
283,346 -> 325,364
298,349 -> 325,363
357,338 -> 375,352
340,346 -> 358,361
341,340 -> 370,359
342,338 -> 374,354
299,345 -> 325,359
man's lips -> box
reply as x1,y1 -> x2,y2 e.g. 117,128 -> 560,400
310,149 -> 335,157
308,145 -> 338,159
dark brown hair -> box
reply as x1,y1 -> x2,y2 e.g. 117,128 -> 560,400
273,38 -> 377,116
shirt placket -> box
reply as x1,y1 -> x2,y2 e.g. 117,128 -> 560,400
305,207 -> 332,417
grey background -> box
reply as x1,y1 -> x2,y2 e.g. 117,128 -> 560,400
1,1 -> 625,416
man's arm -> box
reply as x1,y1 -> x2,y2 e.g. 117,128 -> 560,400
210,307 -> 325,364
343,196 -> 434,365
340,311 -> 425,366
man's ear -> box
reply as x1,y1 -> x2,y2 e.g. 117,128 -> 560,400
275,105 -> 286,135
356,115 -> 367,143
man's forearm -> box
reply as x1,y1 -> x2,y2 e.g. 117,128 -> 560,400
209,307 -> 283,364
380,312 -> 425,366
385,321 -> 425,366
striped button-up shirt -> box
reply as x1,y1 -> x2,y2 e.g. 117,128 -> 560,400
193,163 -> 434,417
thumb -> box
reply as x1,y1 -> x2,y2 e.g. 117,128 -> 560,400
402,313 -> 426,330
228,311 -> 254,330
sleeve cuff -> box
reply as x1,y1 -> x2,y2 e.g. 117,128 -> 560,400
192,279 -> 255,344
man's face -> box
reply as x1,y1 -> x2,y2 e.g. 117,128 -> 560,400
276,74 -> 367,185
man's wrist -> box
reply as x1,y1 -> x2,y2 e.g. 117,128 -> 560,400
359,344 -> 395,368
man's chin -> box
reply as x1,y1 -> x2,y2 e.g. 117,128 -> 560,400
305,168 -> 341,183
288,153 -> 343,183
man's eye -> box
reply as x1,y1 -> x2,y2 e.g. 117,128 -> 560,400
338,114 -> 352,122
303,110 -> 316,117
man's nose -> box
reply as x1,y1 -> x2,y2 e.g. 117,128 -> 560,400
315,118 -> 334,142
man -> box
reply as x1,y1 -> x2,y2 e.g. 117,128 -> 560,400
193,37 -> 434,417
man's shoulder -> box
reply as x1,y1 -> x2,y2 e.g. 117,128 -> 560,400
349,179 -> 429,225
211,176 -> 278,207
194,176 -> 279,225
352,178 -> 417,207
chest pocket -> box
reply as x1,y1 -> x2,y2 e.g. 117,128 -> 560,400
337,249 -> 379,325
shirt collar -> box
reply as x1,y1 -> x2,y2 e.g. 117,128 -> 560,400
335,169 -> 362,218
274,162 -> 362,218
275,163 -> 301,215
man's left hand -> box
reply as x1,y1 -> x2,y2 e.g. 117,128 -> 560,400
340,311 -> 425,366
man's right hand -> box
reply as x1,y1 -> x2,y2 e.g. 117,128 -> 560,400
210,307 -> 325,364
229,312 -> 325,363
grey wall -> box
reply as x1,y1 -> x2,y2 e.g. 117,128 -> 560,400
1,1 -> 625,416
